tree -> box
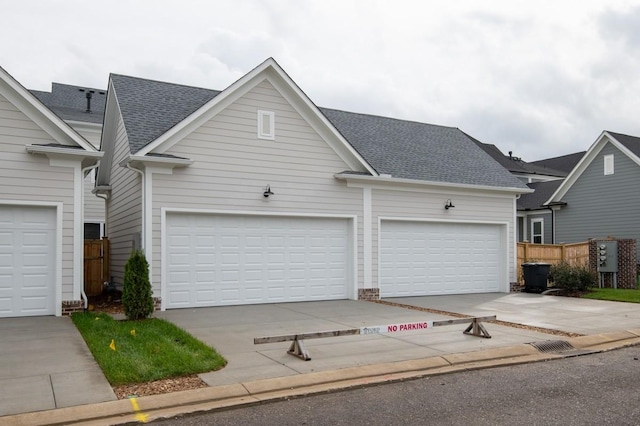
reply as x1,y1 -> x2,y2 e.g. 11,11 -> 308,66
122,250 -> 154,320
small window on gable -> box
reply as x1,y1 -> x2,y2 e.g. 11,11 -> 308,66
604,154 -> 614,175
257,110 -> 275,140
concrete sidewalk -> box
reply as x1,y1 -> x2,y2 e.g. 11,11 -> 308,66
2,293 -> 640,424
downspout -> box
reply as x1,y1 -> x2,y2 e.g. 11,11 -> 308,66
81,162 -> 100,309
124,162 -> 145,253
547,206 -> 555,244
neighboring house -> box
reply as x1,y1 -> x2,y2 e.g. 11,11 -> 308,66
530,151 -> 586,175
471,137 -> 567,244
96,58 -> 530,310
545,131 -> 640,261
31,83 -> 108,239
0,67 -> 102,317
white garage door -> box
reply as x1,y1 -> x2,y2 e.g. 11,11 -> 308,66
380,221 -> 503,297
166,214 -> 351,308
0,205 -> 56,317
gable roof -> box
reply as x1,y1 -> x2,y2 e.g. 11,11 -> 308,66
530,151 -> 585,174
545,130 -> 640,204
517,180 -> 563,210
31,83 -> 107,125
104,58 -> 527,190
0,66 -> 97,152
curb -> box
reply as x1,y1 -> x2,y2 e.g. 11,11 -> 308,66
6,330 -> 640,425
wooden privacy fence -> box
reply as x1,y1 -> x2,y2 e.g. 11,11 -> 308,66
517,242 -> 589,284
84,238 -> 110,296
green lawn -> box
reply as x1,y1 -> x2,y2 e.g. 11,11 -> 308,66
72,312 -> 226,385
582,288 -> 640,303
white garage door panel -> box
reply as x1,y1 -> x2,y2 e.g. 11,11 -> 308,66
381,221 -> 502,297
0,206 -> 56,317
166,214 -> 350,308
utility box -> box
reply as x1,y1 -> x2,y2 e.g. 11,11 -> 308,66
597,241 -> 618,273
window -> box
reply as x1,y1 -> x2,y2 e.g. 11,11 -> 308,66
531,218 -> 543,244
257,110 -> 275,140
604,154 -> 614,175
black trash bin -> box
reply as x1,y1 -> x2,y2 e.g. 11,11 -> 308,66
522,263 -> 551,293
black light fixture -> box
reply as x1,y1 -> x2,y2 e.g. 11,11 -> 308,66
263,185 -> 274,198
444,199 -> 455,210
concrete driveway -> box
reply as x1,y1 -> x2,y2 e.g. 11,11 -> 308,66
0,316 -> 115,416
3,292 -> 640,419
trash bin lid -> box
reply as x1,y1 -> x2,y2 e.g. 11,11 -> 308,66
521,262 -> 551,266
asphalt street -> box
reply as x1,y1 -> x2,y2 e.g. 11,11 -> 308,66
151,346 -> 640,426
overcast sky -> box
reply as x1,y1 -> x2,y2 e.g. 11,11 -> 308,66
2,0 -> 639,161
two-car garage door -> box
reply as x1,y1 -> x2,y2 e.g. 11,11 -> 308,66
0,205 -> 56,317
166,213 -> 351,308
380,221 -> 503,297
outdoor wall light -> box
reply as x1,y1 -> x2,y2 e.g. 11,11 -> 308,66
444,199 -> 455,210
263,185 -> 274,198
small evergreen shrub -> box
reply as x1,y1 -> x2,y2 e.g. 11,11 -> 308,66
549,261 -> 597,292
122,250 -> 154,320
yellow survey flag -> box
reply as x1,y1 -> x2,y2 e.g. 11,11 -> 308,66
109,339 -> 116,351
130,329 -> 136,336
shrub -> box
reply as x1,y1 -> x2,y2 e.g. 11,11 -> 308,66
549,262 -> 597,292
122,250 -> 154,320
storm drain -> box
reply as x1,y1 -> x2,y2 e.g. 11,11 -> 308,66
529,340 -> 597,357
530,340 -> 575,353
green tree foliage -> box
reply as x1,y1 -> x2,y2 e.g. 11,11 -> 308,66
122,250 -> 154,320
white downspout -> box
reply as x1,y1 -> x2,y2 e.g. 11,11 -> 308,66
124,162 -> 145,252
81,162 -> 100,309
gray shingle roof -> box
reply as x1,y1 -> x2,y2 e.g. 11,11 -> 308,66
529,151 -> 585,174
30,83 -> 107,124
109,74 -> 527,189
110,75 -> 220,153
517,180 -> 563,210
320,108 -> 526,188
608,131 -> 640,158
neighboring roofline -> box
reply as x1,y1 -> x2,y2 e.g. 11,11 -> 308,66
334,172 -> 534,194
0,66 -> 96,152
133,58 -> 378,176
545,131 -> 640,204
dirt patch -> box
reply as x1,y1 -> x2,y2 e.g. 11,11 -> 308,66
113,375 -> 208,399
87,291 -> 124,315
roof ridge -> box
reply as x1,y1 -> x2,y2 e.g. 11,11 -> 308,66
319,106 -> 458,131
110,73 -> 220,93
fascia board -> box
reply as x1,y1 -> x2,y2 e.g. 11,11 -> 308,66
136,58 -> 377,175
0,66 -> 96,152
25,144 -> 103,160
95,79 -> 120,186
544,131 -> 608,204
119,154 -> 194,168
334,173 -> 534,195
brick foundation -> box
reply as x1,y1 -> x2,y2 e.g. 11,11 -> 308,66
510,282 -> 524,293
358,288 -> 380,301
589,238 -> 637,289
153,297 -> 162,311
61,300 -> 84,316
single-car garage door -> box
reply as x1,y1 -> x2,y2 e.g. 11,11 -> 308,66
166,213 -> 351,308
0,205 -> 56,317
380,221 -> 503,297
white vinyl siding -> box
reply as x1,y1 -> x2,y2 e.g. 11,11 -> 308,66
0,93 -> 76,302
372,188 -> 514,290
73,125 -> 105,226
154,80 -> 364,295
105,106 -> 142,288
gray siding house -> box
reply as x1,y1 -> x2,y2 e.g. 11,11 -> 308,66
96,58 -> 530,310
0,67 -> 102,317
546,131 -> 640,260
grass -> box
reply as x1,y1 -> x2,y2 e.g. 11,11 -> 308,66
582,288 -> 640,303
72,312 -> 226,385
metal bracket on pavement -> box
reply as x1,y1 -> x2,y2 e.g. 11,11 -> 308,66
255,315 -> 496,361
